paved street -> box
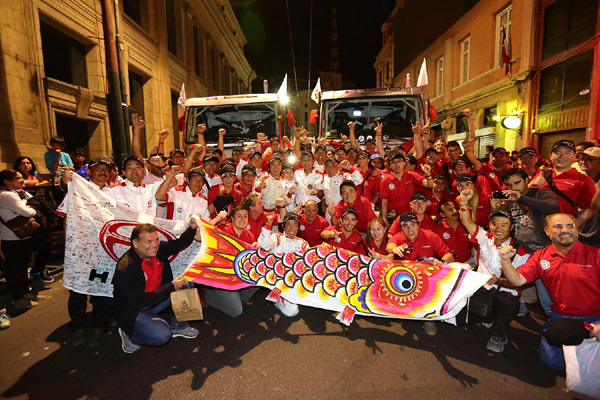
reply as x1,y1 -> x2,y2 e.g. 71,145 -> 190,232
0,271 -> 591,400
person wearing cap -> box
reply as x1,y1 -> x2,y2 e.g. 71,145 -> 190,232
57,157 -> 116,345
334,147 -> 348,163
346,146 -> 359,167
458,188 -> 530,352
450,158 -> 492,196
253,156 -> 289,212
235,164 -> 257,198
529,139 -> 596,227
388,192 -> 436,237
330,180 -> 376,234
258,212 -> 309,317
201,154 -> 222,195
424,173 -> 454,222
498,213 -> 600,368
461,136 -> 508,192
369,153 -> 384,172
297,200 -> 329,247
321,208 -> 367,254
517,147 -> 540,178
231,146 -> 244,168
169,149 -> 185,168
355,150 -> 381,205
294,151 -> 324,206
207,165 -> 243,217
433,200 -> 474,265
380,153 -> 433,224
236,150 -> 266,182
258,136 -> 282,172
155,166 -> 212,222
323,158 -> 363,222
576,146 -> 600,249
418,147 -> 443,178
455,173 -> 491,227
72,151 -> 89,178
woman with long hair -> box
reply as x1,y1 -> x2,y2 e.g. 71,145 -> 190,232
12,157 -> 48,186
366,217 -> 394,260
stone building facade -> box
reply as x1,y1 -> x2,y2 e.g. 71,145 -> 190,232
0,0 -> 255,171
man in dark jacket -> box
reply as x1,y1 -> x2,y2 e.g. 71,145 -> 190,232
112,221 -> 198,353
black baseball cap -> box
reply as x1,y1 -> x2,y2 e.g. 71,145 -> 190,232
492,147 -> 507,155
433,173 -> 446,181
358,150 -> 370,159
551,139 -> 576,152
282,163 -> 294,171
411,192 -> 427,202
232,147 -> 244,154
249,151 -> 262,159
220,165 -> 235,176
188,167 -> 206,180
518,147 -> 537,157
170,149 -> 185,157
390,153 -> 405,161
489,209 -> 513,222
335,147 -> 347,154
424,147 -> 439,155
301,151 -> 314,159
314,145 -> 327,152
456,173 -> 474,184
453,158 -> 470,168
241,165 -> 257,175
268,156 -> 283,165
324,157 -> 339,164
347,146 -> 359,153
399,212 -> 418,225
122,155 -> 144,168
202,155 -> 220,163
340,207 -> 357,219
88,157 -> 115,170
283,212 -> 300,224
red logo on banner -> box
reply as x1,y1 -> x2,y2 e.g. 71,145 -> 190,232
99,220 -> 178,262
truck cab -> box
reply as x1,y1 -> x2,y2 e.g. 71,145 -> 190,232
183,94 -> 294,150
315,87 -> 428,149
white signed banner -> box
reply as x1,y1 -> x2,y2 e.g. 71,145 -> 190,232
60,174 -> 201,297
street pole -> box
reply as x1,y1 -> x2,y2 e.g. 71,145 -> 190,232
113,0 -> 132,154
101,0 -> 127,171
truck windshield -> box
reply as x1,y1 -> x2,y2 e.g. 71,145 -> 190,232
185,102 -> 279,144
322,96 -> 422,140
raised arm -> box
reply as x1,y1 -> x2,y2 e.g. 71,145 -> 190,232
462,137 -> 483,171
348,121 -> 358,148
155,167 -> 179,201
131,113 -> 145,159
182,144 -> 203,177
464,109 -> 476,142
499,246 -> 527,286
375,121 -> 385,156
412,121 -> 423,159
593,183 -> 600,211
458,189 -> 477,236
157,130 -> 169,155
217,128 -> 226,155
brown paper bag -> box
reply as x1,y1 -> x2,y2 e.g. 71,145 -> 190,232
170,288 -> 203,322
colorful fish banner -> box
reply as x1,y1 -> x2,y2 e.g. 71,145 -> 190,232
184,220 -> 490,325
61,174 -> 202,297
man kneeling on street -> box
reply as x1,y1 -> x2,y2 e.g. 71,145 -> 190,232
113,220 -> 199,353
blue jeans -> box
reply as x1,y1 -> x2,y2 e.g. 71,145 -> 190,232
539,311 -> 600,370
535,279 -> 553,316
130,296 -> 189,347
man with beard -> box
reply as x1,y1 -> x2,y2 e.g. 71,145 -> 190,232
499,213 -> 600,369
298,200 -> 329,247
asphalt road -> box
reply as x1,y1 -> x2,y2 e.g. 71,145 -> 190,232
0,273 -> 592,400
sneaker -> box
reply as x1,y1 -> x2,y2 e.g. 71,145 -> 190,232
424,321 -> 437,336
172,326 -> 199,339
487,335 -> 509,353
0,309 -> 10,330
480,321 -> 493,329
13,299 -> 38,309
72,329 -> 86,346
118,328 -> 140,353
89,327 -> 106,348
275,297 -> 299,317
29,272 -> 54,283
24,293 -> 48,301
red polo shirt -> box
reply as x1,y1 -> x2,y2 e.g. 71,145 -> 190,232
141,257 -> 163,292
298,213 -> 329,247
433,221 -> 473,262
234,182 -> 253,198
388,229 -> 451,261
208,185 -> 243,208
389,214 -> 436,237
476,164 -> 505,192
379,171 -> 426,214
335,195 -> 377,234
518,241 -> 600,316
367,238 -> 389,256
537,168 -> 596,216
424,189 -> 454,221
247,212 -> 276,239
454,190 -> 491,227
327,225 -> 366,254
357,168 -> 381,203
218,222 -> 256,244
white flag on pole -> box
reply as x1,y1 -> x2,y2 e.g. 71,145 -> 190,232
60,174 -> 201,297
311,78 -> 322,104
177,83 -> 186,107
277,74 -> 288,101
417,58 -> 428,87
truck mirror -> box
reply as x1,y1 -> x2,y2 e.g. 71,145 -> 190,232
309,109 -> 318,125
429,105 -> 437,122
286,110 -> 295,126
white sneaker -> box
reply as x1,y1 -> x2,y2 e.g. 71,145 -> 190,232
424,321 -> 437,336
118,328 -> 140,353
275,298 -> 299,317
0,309 -> 10,330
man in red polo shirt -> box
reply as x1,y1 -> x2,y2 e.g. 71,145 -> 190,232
425,173 -> 455,221
434,200 -> 474,264
529,140 -> 596,228
234,164 -> 256,198
243,193 -> 285,239
321,208 -> 366,254
330,181 -> 376,234
499,213 -> 600,370
389,192 -> 437,237
298,200 -> 329,247
380,153 -> 433,224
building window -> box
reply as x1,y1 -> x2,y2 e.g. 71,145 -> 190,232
123,0 -> 142,25
40,20 -> 88,87
436,57 -> 444,96
539,49 -> 593,112
542,0 -> 597,60
460,36 -> 470,84
495,6 -> 511,68
128,70 -> 147,156
166,1 -> 178,56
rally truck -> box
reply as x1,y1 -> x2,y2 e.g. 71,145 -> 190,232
183,93 -> 295,150
311,87 -> 433,149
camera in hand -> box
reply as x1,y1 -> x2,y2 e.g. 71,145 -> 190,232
402,244 -> 413,253
492,191 -> 510,200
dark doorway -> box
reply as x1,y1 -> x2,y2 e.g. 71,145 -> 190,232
54,113 -> 97,157
128,69 -> 147,156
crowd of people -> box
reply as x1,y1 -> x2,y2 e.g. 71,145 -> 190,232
1,110 -> 600,368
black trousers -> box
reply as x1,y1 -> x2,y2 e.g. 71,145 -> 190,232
29,223 -> 52,275
1,239 -> 32,301
68,290 -> 113,331
457,290 -> 520,338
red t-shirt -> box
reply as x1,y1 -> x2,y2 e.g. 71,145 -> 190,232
451,174 -> 492,196
379,171 -> 426,214
389,214 -> 436,237
141,257 -> 163,293
234,182 -> 253,199
218,222 -> 256,244
476,164 -> 506,192
298,213 -> 329,247
423,189 -> 454,221
388,229 -> 451,261
433,221 -> 473,262
536,168 -> 596,216
327,225 -> 366,254
518,241 -> 600,316
247,212 -> 276,239
357,168 -> 381,203
207,185 -> 243,209
367,238 -> 389,256
335,195 -> 377,234
455,190 -> 491,227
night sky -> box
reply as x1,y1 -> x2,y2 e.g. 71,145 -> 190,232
231,0 -> 396,92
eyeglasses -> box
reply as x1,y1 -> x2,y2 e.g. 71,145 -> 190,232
551,223 -> 576,230
578,158 -> 597,164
